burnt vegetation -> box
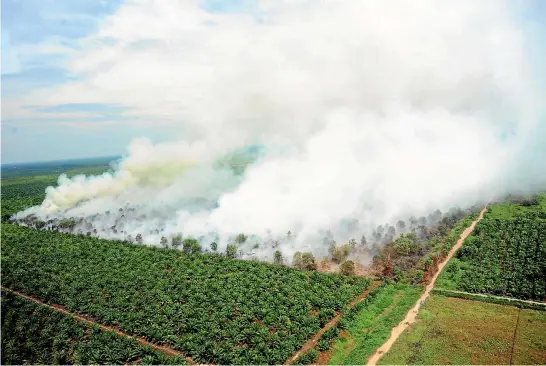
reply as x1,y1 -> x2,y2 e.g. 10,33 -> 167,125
8,203 -> 481,281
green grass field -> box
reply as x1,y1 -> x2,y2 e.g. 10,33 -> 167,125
487,193 -> 546,220
379,295 -> 546,365
512,309 -> 546,364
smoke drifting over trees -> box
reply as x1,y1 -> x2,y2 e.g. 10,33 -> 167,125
14,0 -> 545,263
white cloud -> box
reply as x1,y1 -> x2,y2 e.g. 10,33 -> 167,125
15,1 -> 538,137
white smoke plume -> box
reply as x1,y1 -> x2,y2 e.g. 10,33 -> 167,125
17,0 -> 544,263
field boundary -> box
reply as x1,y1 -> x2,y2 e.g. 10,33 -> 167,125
509,308 -> 521,366
0,286 -> 196,365
366,206 -> 488,365
432,288 -> 546,311
285,281 -> 382,365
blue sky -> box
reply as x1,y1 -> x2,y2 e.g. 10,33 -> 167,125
1,0 -> 249,164
1,0 -> 127,163
1,0 -> 545,164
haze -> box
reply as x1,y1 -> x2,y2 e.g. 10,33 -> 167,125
4,0 -> 546,262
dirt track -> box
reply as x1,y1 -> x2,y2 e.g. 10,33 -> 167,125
1,286 -> 195,364
366,206 -> 488,366
286,281 -> 381,364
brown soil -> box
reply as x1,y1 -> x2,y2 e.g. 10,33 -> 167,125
317,347 -> 334,365
366,206 -> 488,366
285,281 -> 381,365
317,258 -> 376,278
317,258 -> 339,274
1,286 -> 196,364
421,255 -> 440,285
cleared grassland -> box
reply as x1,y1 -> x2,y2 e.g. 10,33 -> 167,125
379,295 -> 546,365
487,193 -> 546,220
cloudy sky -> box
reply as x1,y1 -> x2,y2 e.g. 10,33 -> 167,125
2,0 -> 545,164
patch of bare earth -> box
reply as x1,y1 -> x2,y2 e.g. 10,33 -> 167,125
317,258 -> 377,278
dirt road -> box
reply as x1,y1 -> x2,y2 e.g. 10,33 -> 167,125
366,206 -> 488,366
1,286 -> 194,363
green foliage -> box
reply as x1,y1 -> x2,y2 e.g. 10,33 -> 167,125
293,252 -> 317,270
392,233 -> 418,256
487,193 -> 546,220
316,325 -> 340,352
293,251 -> 303,269
171,234 -> 182,249
2,196 -> 44,218
296,349 -> 319,365
1,224 -> 371,365
316,308 -> 336,327
301,252 -> 317,271
234,233 -> 248,244
225,244 -> 238,258
438,211 -> 546,301
329,243 -> 352,264
321,325 -> 340,342
182,237 -> 201,254
340,260 -> 355,276
1,179 -> 56,200
1,159 -> 114,217
274,250 -> 284,265
1,291 -> 184,365
0,175 -> 56,218
317,338 -> 331,351
405,269 -> 424,285
210,241 -> 218,252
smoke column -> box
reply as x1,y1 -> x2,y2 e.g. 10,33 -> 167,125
17,0 -> 544,262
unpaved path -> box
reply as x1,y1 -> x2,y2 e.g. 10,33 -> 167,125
286,281 -> 382,365
366,206 -> 488,366
1,286 -> 195,364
